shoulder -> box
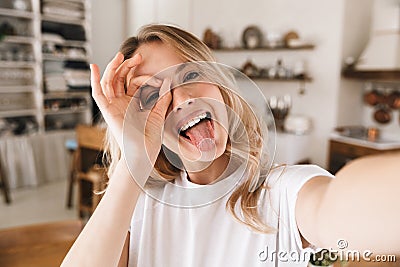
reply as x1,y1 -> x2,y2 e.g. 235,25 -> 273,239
266,164 -> 334,191
259,165 -> 334,252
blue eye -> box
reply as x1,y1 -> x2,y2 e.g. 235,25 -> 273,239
183,71 -> 200,83
139,85 -> 160,109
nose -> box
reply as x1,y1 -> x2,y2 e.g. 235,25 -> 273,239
171,86 -> 194,112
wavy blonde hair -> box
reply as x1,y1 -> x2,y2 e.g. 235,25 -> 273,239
104,24 -> 274,233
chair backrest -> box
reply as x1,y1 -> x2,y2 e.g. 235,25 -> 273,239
0,220 -> 83,267
76,124 -> 106,151
75,124 -> 106,172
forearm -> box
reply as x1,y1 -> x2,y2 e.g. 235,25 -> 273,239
317,152 -> 400,254
62,160 -> 142,267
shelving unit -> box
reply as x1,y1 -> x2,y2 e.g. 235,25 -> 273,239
41,0 -> 92,132
212,44 -> 315,87
0,0 -> 42,135
0,0 -> 92,136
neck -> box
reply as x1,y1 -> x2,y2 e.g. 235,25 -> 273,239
184,154 -> 230,185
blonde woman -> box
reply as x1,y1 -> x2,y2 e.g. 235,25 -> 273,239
62,24 -> 400,267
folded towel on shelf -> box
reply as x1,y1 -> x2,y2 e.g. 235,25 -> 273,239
42,0 -> 84,19
42,6 -> 84,19
42,33 -> 65,44
44,73 -> 68,92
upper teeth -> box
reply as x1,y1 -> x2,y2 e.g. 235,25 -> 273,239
180,112 -> 208,132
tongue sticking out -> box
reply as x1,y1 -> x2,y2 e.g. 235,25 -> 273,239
184,120 -> 215,151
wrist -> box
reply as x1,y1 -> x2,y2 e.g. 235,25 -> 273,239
110,158 -> 151,188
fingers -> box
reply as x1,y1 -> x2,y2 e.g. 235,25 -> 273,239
126,75 -> 162,97
113,54 -> 142,97
151,78 -> 172,119
90,63 -> 109,108
100,52 -> 124,99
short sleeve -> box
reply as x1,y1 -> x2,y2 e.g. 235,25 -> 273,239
267,164 -> 335,262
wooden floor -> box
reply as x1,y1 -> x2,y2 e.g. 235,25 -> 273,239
0,220 -> 82,267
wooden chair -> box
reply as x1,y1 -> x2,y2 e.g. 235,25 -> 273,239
65,138 -> 78,208
74,124 -> 108,218
0,220 -> 83,267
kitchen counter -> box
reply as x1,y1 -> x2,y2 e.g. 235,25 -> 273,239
330,132 -> 400,150
328,133 -> 400,173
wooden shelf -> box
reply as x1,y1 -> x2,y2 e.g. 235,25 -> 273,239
213,44 -> 315,52
247,76 -> 312,82
342,68 -> 400,81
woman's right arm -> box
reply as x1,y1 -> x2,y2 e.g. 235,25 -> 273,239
62,160 -> 140,267
62,52 -> 172,266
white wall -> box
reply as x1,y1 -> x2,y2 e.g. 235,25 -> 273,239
91,0 -> 126,73
124,0 -> 399,167
193,0 -> 346,167
125,0 -> 348,167
360,0 -> 400,140
336,0 -> 373,127
339,0 -> 400,140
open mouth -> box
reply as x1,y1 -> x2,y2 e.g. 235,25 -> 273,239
178,112 -> 215,147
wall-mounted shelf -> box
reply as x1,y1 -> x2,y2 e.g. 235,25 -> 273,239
342,68 -> 400,81
247,76 -> 312,82
212,41 -> 315,93
213,44 -> 315,52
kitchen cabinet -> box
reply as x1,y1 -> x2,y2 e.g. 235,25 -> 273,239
328,137 -> 400,174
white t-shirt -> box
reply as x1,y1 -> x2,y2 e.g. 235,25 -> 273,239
128,164 -> 334,267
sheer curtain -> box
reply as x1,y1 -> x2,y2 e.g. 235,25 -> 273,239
0,131 -> 75,189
